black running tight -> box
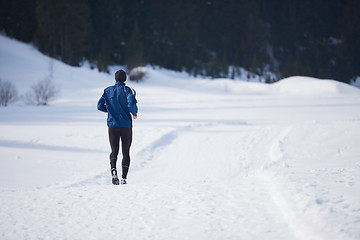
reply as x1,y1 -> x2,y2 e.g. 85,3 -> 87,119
108,126 -> 132,179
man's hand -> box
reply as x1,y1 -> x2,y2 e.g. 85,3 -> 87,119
133,115 -> 138,119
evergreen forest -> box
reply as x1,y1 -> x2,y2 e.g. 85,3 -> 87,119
1,0 -> 359,83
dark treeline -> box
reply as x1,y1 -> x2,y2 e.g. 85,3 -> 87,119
1,0 -> 359,83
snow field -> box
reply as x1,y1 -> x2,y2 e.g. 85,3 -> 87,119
1,35 -> 360,239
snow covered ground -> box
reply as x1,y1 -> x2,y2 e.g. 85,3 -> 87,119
1,35 -> 360,240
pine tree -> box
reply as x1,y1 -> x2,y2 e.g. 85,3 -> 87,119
0,0 -> 37,42
125,19 -> 145,71
35,0 -> 91,66
88,0 -> 124,72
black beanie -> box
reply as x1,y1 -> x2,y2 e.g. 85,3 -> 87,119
115,70 -> 127,82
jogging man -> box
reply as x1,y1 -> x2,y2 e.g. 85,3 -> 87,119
97,69 -> 138,185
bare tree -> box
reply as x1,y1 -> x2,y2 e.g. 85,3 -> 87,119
24,60 -> 60,106
25,79 -> 60,105
0,79 -> 18,107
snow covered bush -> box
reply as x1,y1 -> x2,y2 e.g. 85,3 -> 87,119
25,79 -> 59,105
0,79 -> 18,106
129,66 -> 147,82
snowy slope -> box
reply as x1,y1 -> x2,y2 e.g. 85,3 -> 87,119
1,35 -> 360,240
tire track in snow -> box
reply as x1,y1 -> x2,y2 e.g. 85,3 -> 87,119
237,125 -> 320,239
132,129 -> 179,170
263,125 -> 293,170
132,121 -> 248,173
259,124 -> 360,240
238,125 -> 292,176
256,126 -> 329,240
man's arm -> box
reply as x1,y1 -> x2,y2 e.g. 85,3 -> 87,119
97,92 -> 107,112
126,87 -> 138,117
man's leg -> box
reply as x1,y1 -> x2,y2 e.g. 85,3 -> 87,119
109,127 -> 122,185
108,127 -> 121,169
120,127 -> 132,179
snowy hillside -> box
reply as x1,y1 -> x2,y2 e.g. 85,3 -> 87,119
1,35 -> 360,240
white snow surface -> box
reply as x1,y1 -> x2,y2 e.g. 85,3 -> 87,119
1,35 -> 360,240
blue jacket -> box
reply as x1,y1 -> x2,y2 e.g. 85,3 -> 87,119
97,82 -> 138,128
